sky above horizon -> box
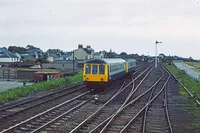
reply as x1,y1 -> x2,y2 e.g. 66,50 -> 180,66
0,0 -> 200,59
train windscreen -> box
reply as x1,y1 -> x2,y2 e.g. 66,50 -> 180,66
86,64 -> 91,74
99,65 -> 105,74
92,65 -> 98,74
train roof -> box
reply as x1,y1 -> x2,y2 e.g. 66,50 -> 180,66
85,58 -> 126,64
123,58 -> 136,62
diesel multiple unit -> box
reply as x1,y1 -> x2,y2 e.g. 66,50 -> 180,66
83,58 -> 137,89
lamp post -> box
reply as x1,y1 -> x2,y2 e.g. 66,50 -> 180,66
155,40 -> 162,68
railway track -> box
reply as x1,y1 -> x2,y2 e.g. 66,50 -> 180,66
1,91 -> 91,133
84,64 -> 173,133
1,78 -> 128,133
110,65 -> 171,133
2,62 -> 153,132
0,83 -> 87,131
142,65 -> 173,133
86,66 -> 158,133
1,69 -> 132,133
0,83 -> 85,118
68,65 -> 154,133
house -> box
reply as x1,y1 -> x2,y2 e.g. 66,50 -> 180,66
26,48 -> 43,59
45,50 -> 70,62
49,53 -> 64,61
69,44 -> 94,60
46,51 -> 72,62
46,56 -> 54,63
93,51 -> 105,59
64,52 -> 73,60
0,48 -> 21,62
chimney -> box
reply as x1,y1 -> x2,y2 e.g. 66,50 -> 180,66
86,45 -> 91,49
78,44 -> 83,49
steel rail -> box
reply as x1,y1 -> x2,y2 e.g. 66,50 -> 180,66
0,82 -> 84,112
89,66 -> 164,133
119,66 -> 171,133
0,85 -> 86,120
99,66 -> 154,133
69,81 -> 126,133
30,80 -> 127,133
69,65 -> 154,133
30,100 -> 89,133
142,66 -> 164,133
162,65 -> 174,133
1,91 -> 90,133
132,64 -> 150,76
165,65 -> 200,106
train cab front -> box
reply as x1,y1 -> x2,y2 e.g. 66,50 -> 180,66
83,63 -> 108,90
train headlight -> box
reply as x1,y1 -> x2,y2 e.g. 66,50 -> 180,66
101,78 -> 104,81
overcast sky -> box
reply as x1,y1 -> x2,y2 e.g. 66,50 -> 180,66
0,0 -> 200,59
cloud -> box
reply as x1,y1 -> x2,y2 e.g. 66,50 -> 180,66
0,0 -> 200,59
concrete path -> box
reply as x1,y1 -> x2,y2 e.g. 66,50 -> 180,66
0,81 -> 33,92
174,62 -> 200,81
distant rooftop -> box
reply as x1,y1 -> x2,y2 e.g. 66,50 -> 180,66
0,48 -> 18,58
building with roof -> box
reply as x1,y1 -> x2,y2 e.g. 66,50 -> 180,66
69,44 -> 94,60
93,51 -> 105,59
46,51 -> 72,62
0,48 -> 21,62
34,70 -> 61,82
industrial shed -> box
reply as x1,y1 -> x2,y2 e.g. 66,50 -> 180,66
34,71 -> 61,82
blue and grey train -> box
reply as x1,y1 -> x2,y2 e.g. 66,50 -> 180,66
83,58 -> 137,89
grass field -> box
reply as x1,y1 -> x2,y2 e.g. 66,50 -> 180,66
0,72 -> 83,103
186,62 -> 200,71
165,63 -> 200,132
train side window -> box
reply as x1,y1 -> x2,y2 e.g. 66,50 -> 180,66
92,65 -> 98,74
99,65 -> 105,74
86,64 -> 91,74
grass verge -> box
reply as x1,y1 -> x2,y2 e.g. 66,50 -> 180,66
166,64 -> 200,100
165,63 -> 200,132
0,71 -> 83,104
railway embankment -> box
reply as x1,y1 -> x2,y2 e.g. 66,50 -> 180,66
166,64 -> 200,101
0,72 -> 83,104
166,63 -> 200,132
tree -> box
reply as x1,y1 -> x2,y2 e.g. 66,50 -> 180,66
23,56 -> 36,62
8,46 -> 27,54
47,49 -> 64,54
107,51 -> 119,58
119,52 -> 128,58
26,45 -> 40,50
36,54 -> 48,63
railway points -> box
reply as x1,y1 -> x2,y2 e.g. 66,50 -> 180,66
0,62 -> 198,133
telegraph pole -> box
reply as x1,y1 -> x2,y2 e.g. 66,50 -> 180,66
73,50 -> 75,75
155,40 -> 162,68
